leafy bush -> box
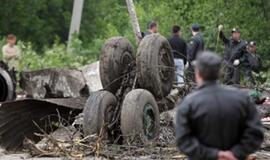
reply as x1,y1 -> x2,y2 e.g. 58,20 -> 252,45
0,0 -> 269,85
0,37 -> 99,71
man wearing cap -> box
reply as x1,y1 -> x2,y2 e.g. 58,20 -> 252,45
187,24 -> 204,82
218,25 -> 247,85
175,51 -> 263,160
242,41 -> 261,85
168,25 -> 187,86
143,21 -> 158,37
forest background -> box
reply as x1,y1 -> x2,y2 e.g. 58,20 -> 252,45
0,0 -> 269,83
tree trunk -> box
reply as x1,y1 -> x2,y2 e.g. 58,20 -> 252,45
126,0 -> 142,44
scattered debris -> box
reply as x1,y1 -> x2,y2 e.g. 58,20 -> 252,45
0,40 -> 269,159
20,69 -> 88,99
80,61 -> 103,92
0,62 -> 102,151
22,110 -> 181,159
0,98 -> 86,150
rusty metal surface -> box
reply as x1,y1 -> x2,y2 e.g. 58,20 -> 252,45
20,68 -> 89,99
0,97 -> 85,150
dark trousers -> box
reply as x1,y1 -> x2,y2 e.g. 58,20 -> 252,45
186,65 -> 195,83
243,69 -> 255,85
224,65 -> 240,85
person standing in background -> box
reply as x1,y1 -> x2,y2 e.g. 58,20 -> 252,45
2,34 -> 21,71
168,25 -> 187,86
187,24 -> 204,82
242,41 -> 261,85
218,25 -> 247,85
143,21 -> 158,37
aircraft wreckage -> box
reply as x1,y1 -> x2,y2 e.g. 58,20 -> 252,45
0,60 -> 103,150
0,34 -> 180,151
0,35 -> 268,152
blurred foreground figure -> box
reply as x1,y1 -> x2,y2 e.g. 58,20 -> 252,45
2,34 -> 21,70
175,51 -> 263,160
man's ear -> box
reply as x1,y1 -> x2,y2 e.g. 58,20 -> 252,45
194,68 -> 199,78
195,68 -> 203,83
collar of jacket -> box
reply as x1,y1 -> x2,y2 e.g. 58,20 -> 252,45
248,51 -> 257,55
196,80 -> 219,90
192,32 -> 200,38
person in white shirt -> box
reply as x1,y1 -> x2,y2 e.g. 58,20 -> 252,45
2,34 -> 21,70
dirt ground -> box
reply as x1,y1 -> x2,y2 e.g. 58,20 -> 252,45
0,110 -> 176,160
1,107 -> 270,160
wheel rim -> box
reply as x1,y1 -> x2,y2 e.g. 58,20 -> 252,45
0,74 -> 8,102
121,51 -> 133,71
158,47 -> 173,82
104,104 -> 115,125
143,103 -> 156,139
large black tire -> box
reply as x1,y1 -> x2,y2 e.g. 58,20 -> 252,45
136,34 -> 175,99
120,89 -> 160,143
83,91 -> 117,136
100,37 -> 135,94
0,68 -> 15,102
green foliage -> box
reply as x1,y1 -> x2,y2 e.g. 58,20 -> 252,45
0,37 -> 98,71
133,0 -> 270,59
0,0 -> 269,77
1,0 -> 269,56
0,0 -> 73,49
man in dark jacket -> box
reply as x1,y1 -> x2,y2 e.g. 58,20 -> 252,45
168,25 -> 187,64
187,24 -> 204,82
242,41 -> 261,85
175,51 -> 263,160
218,25 -> 247,85
168,25 -> 187,86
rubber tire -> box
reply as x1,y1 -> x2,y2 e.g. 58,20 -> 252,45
0,68 -> 15,102
136,34 -> 175,99
100,37 -> 135,94
83,91 -> 117,136
120,89 -> 160,143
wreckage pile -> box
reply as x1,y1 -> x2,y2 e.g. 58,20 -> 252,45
17,100 -> 270,159
0,62 -> 102,151
0,34 -> 270,159
21,111 -> 178,159
0,34 -> 178,159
